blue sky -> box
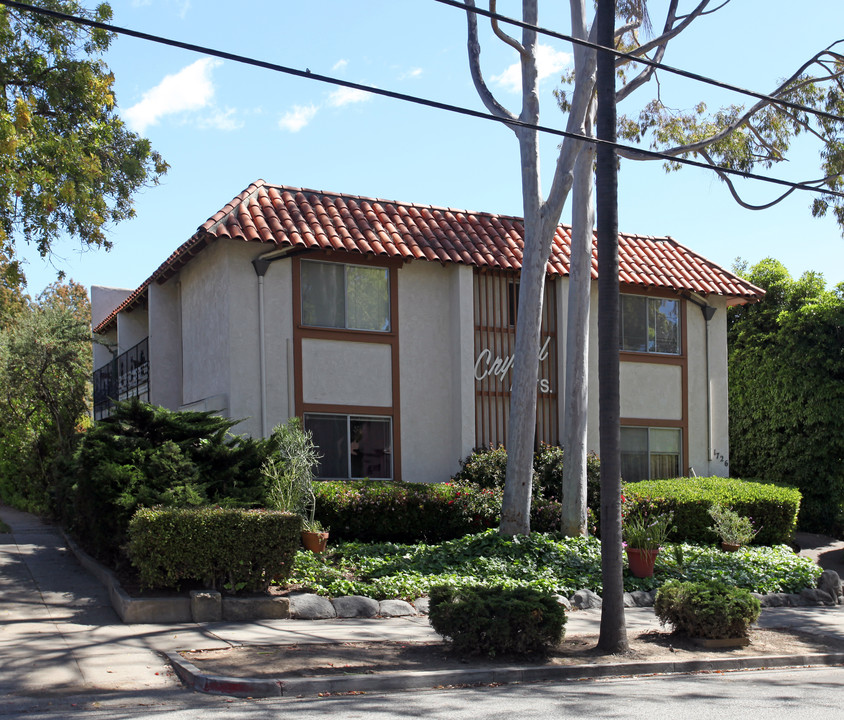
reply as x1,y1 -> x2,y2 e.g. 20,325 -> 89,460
19,0 -> 844,296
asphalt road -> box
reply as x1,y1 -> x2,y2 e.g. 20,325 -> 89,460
3,666 -> 843,720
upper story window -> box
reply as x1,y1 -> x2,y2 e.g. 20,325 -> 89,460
620,294 -> 680,355
301,259 -> 390,332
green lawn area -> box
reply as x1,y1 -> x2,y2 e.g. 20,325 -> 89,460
287,529 -> 821,601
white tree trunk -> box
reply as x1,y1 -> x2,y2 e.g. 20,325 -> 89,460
561,97 -> 596,537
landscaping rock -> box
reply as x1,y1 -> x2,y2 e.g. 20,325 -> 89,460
630,590 -> 656,607
378,599 -> 417,617
623,592 -> 637,608
288,593 -> 337,619
412,597 -> 429,615
818,570 -> 842,605
801,588 -> 835,606
571,589 -> 602,610
553,594 -> 572,612
332,595 -> 380,618
787,593 -> 810,607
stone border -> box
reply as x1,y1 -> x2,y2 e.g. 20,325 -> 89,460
166,649 -> 844,698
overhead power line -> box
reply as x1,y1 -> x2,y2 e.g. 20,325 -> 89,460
434,0 -> 844,126
1,0 -> 843,202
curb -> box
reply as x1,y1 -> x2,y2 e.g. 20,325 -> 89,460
165,649 -> 844,698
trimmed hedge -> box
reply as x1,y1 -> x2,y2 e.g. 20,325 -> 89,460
313,480 -> 499,543
429,584 -> 566,656
654,579 -> 761,639
126,507 -> 301,592
624,476 -> 800,546
314,480 -> 565,543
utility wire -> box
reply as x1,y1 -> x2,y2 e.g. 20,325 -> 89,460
2,0 -> 843,201
435,0 -> 844,126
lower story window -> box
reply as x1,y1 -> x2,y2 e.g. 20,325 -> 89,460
621,427 -> 681,482
304,413 -> 393,480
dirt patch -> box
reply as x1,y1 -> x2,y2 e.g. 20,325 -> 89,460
180,627 -> 844,680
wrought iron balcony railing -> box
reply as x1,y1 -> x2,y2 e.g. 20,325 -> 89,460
93,337 -> 149,419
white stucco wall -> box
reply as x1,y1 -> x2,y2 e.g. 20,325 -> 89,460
148,280 -> 182,410
399,261 -> 473,484
620,362 -> 683,420
301,338 -> 392,407
686,296 -> 730,477
116,307 -> 148,354
263,257 -> 294,428
179,240 -> 231,418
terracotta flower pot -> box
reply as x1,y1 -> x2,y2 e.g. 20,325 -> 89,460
625,547 -> 659,578
721,541 -> 741,552
301,530 -> 329,554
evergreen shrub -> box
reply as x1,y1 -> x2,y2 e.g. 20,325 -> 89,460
428,584 -> 566,656
126,507 -> 301,592
69,399 -> 280,564
654,579 -> 761,638
624,476 -> 800,545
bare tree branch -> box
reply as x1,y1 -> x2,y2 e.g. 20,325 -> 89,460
464,0 -> 516,122
697,150 -> 840,210
618,0 -> 712,63
616,0 -> 679,103
489,0 -> 526,57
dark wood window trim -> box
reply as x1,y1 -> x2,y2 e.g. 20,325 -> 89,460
620,421 -> 687,480
619,294 -> 689,474
292,252 -> 402,480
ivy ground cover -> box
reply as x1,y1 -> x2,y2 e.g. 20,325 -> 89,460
287,529 -> 821,601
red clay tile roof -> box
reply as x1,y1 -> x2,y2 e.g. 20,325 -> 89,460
93,179 -> 764,333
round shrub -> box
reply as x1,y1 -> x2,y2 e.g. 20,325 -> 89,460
654,579 -> 761,639
429,584 -> 566,656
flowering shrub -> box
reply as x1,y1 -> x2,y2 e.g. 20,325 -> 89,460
313,479 -> 500,543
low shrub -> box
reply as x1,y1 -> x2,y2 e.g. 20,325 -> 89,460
428,584 -> 566,656
315,479 -> 577,542
127,507 -> 301,592
624,476 -> 800,545
654,579 -> 761,639
453,444 -> 601,507
313,479 -> 500,543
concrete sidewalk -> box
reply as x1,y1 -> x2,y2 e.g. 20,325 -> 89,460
1,505 -> 844,698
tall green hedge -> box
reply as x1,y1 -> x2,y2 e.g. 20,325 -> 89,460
624,476 -> 800,545
127,507 -> 301,592
728,259 -> 844,533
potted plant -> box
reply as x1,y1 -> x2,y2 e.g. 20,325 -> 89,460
300,518 -> 330,553
261,418 -> 328,552
623,510 -> 675,578
708,504 -> 758,551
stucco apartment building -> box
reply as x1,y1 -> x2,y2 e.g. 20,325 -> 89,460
91,180 -> 764,485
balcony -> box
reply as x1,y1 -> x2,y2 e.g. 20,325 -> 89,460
93,337 -> 150,420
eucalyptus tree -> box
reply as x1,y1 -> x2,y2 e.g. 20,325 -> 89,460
462,0 -> 844,540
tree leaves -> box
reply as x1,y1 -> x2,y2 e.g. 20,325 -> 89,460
0,1 -> 167,287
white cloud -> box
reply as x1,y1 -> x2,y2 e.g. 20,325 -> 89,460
278,104 -> 319,132
400,67 -> 423,80
327,86 -> 373,107
124,58 -> 222,133
197,107 -> 243,131
332,59 -> 349,72
491,44 -> 572,92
